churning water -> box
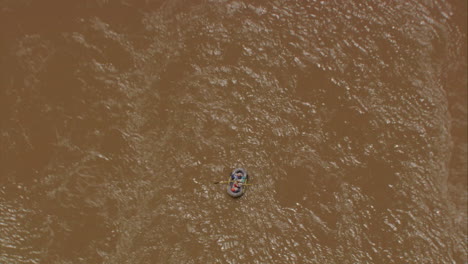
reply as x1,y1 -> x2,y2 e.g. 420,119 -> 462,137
1,0 -> 466,263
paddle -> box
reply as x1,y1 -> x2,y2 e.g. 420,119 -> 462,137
213,181 -> 253,185
213,180 -> 235,184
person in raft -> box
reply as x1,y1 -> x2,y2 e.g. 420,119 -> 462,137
230,172 -> 244,193
231,172 -> 244,181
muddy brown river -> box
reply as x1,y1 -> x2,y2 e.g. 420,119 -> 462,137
1,0 -> 466,263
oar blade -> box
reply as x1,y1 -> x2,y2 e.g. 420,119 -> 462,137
213,181 -> 228,184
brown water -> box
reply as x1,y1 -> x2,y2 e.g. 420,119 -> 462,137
1,0 -> 466,263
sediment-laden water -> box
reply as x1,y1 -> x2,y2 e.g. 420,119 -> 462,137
1,0 -> 466,263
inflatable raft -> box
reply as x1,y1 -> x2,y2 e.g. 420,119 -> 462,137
227,168 -> 248,198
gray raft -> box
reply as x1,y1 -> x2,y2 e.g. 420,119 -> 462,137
226,168 -> 249,198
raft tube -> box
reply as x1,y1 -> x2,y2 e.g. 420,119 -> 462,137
227,168 -> 248,198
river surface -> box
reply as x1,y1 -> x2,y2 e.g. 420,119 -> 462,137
1,0 -> 466,263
